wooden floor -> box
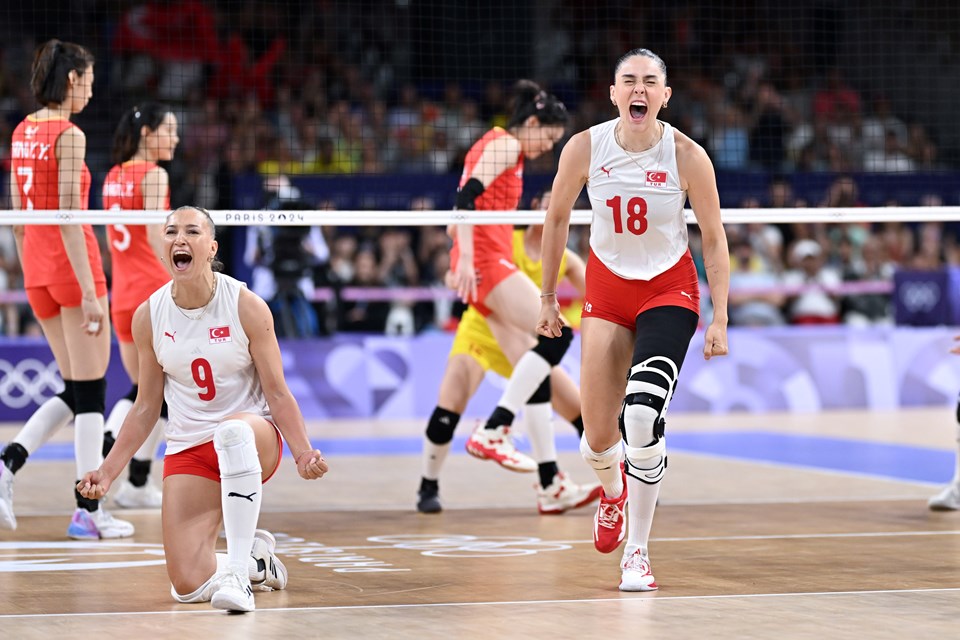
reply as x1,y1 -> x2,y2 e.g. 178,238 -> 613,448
1,408 -> 959,639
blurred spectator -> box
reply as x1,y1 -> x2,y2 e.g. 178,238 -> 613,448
783,239 -> 842,324
0,225 -> 22,336
728,234 -> 786,326
863,129 -> 915,173
339,248 -> 390,333
840,236 -> 894,326
708,103 -> 750,170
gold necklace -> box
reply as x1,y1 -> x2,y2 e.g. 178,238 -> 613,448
615,120 -> 665,174
172,273 -> 218,321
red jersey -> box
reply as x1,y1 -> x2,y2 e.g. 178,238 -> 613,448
453,127 -> 524,259
11,115 -> 102,287
103,161 -> 172,311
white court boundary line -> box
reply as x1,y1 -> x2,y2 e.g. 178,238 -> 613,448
3,586 -> 960,619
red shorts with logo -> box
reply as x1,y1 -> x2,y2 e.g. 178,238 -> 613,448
582,249 -> 700,329
162,423 -> 284,483
26,280 -> 108,320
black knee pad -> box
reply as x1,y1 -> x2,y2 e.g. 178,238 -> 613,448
425,407 -> 460,445
532,326 -> 573,366
124,384 -> 139,404
72,378 -> 106,415
57,380 -> 77,414
529,375 -> 551,404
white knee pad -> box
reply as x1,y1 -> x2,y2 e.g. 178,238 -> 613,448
579,435 -> 623,471
622,402 -> 667,484
214,420 -> 262,479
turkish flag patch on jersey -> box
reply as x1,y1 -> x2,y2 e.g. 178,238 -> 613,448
209,325 -> 232,344
646,171 -> 667,187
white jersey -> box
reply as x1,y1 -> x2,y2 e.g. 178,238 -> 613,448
586,119 -> 689,280
149,273 -> 270,455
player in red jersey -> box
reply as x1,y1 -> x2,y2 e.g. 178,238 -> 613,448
101,102 -> 180,508
0,39 -> 134,539
444,80 -> 576,476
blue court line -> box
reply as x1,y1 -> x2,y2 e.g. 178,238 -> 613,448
3,430 -> 954,484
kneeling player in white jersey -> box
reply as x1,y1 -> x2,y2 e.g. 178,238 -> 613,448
538,49 -> 730,591
79,206 -> 328,613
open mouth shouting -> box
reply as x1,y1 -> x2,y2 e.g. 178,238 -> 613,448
629,100 -> 648,122
172,249 -> 193,272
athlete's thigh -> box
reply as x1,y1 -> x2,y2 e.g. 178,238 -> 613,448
118,340 -> 139,383
550,366 -> 582,423
60,296 -> 111,378
35,314 -> 72,377
483,271 -> 541,335
437,354 -> 486,414
486,313 -> 537,365
161,473 -> 222,589
579,316 -> 635,450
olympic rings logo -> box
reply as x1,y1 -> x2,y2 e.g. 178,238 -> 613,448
899,281 -> 941,312
0,358 -> 63,409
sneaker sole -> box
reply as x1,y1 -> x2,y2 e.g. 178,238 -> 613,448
211,592 -> 255,612
538,485 -> 604,515
619,579 -> 658,592
465,443 -> 536,473
252,530 -> 288,590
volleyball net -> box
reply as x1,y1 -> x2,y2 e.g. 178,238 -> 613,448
2,1 -> 960,335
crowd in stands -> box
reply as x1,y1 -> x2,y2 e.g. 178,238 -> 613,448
0,1 -> 958,336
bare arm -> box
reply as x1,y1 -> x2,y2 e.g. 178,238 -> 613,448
56,127 -> 104,333
141,167 -> 170,269
453,134 -> 522,303
78,303 -> 164,497
677,132 -> 729,360
538,130 -> 590,337
239,287 -> 327,479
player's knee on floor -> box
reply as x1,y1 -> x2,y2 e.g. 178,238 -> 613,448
579,434 -> 623,471
425,407 -> 460,445
213,420 -> 262,478
72,378 -> 106,415
532,326 -> 573,366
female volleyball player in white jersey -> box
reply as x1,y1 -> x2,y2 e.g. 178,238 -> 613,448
79,206 -> 328,613
538,48 -> 730,591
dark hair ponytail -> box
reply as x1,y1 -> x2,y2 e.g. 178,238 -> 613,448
506,79 -> 568,129
30,39 -> 94,106
112,102 -> 171,164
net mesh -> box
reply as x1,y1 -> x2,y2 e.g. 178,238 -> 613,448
1,1 -> 959,337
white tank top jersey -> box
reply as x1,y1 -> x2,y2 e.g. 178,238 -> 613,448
586,119 -> 689,280
149,273 -> 270,455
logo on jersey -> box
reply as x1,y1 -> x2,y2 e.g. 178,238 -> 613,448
25,126 -> 40,138
645,171 -> 667,187
583,301 -> 593,313
209,326 -> 232,344
680,291 -> 694,301
600,166 -> 612,177
164,331 -> 176,343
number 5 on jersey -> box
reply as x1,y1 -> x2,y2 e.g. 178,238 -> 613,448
191,358 -> 217,401
607,195 -> 648,235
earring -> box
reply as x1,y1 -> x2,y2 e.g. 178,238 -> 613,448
662,102 -> 668,109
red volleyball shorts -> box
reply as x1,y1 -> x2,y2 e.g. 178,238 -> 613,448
450,246 -> 518,318
581,249 -> 700,329
163,422 -> 284,483
26,280 -> 108,320
111,306 -> 136,343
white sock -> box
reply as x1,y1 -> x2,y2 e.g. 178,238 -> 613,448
215,421 -> 263,573
421,439 -> 450,481
74,412 -> 104,479
105,398 -> 132,438
13,395 -> 73,453
523,403 -> 556,463
625,474 -> 662,555
581,438 -> 624,499
216,551 -> 258,578
497,351 -> 551,415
